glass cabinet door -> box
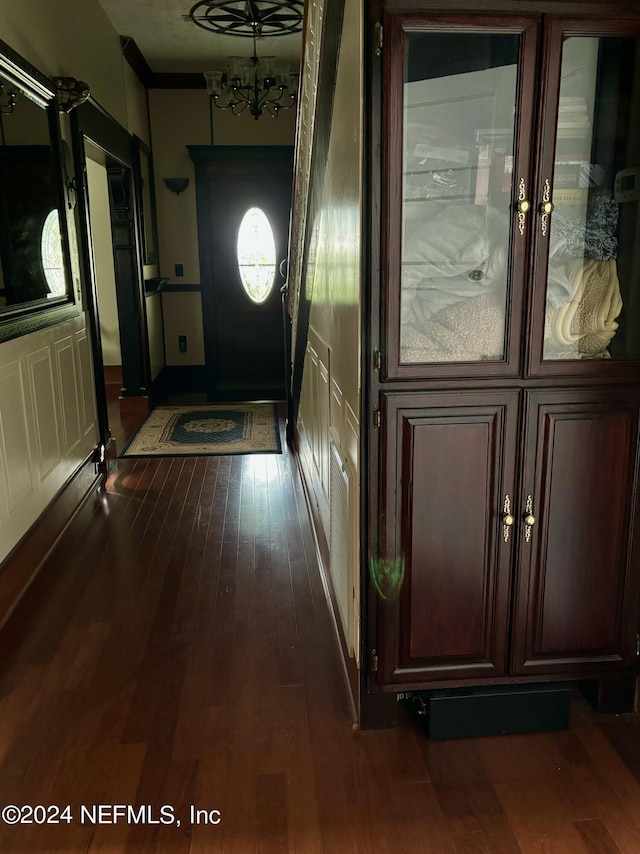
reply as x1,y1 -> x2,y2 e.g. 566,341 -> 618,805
536,23 -> 640,369
384,17 -> 537,378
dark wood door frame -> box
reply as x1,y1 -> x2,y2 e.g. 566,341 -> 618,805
71,101 -> 150,447
188,145 -> 293,398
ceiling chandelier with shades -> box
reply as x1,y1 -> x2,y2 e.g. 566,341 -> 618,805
190,0 -> 304,120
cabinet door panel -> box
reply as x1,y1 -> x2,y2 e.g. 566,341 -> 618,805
382,15 -> 538,381
378,391 -> 518,685
512,390 -> 640,674
529,19 -> 640,378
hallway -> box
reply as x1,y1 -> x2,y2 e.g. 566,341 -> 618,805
0,427 -> 638,852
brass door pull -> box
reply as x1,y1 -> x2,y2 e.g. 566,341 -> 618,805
524,495 -> 535,542
540,179 -> 553,236
502,495 -> 514,543
516,178 -> 529,235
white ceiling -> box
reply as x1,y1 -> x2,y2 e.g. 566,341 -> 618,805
98,0 -> 303,74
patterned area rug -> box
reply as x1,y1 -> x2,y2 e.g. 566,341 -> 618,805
119,403 -> 281,457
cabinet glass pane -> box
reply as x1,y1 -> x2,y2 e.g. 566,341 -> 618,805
544,36 -> 640,361
400,33 -> 519,364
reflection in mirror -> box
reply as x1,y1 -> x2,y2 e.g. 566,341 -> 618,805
0,63 -> 70,317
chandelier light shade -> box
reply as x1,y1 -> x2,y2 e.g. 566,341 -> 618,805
192,1 -> 303,121
204,45 -> 298,120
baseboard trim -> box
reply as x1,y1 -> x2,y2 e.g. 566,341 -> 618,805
292,424 -> 359,724
0,453 -> 103,631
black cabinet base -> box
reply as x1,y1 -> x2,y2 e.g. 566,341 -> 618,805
419,683 -> 573,740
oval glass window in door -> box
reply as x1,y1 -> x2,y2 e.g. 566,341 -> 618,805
236,207 -> 276,304
41,208 -> 67,297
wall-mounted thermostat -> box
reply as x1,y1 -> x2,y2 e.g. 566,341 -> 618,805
614,168 -> 640,202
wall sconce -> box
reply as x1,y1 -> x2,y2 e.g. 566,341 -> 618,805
54,77 -> 90,113
163,178 -> 190,195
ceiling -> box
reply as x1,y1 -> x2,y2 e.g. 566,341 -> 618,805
98,0 -> 304,74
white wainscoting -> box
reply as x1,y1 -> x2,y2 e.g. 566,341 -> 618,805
0,313 -> 98,564
298,327 -> 360,662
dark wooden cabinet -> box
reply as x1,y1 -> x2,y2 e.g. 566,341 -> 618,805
379,391 -> 519,684
512,390 -> 640,676
378,388 -> 640,689
369,5 -> 640,700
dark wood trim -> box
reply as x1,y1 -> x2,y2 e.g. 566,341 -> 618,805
120,36 -> 154,88
384,0 -> 640,15
188,145 -> 294,167
121,36 -> 207,89
106,164 -> 151,398
0,453 -> 103,631
160,283 -> 202,292
70,109 -> 111,449
362,0 -> 385,719
75,99 -> 135,168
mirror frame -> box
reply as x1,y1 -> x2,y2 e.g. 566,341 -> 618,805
133,136 -> 159,266
0,37 -> 77,342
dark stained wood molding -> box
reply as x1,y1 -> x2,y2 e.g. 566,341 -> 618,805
0,454 -> 103,632
160,283 -> 202,292
121,36 -> 206,90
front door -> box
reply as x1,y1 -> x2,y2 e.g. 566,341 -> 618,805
191,146 -> 293,400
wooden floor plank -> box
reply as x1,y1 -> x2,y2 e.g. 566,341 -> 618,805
0,415 -> 638,853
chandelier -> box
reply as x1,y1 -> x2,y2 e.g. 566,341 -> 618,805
191,1 -> 303,120
204,35 -> 298,120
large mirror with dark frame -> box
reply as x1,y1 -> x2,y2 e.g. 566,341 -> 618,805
0,39 -> 74,328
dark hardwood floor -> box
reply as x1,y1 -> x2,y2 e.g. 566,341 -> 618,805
0,400 -> 638,852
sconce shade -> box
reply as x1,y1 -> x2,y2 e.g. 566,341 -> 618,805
163,177 -> 190,195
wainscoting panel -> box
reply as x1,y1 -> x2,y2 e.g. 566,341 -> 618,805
330,440 -> 351,642
0,360 -> 35,513
298,326 -> 360,664
74,329 -> 97,439
28,347 -> 61,482
55,337 -> 82,456
0,313 -> 99,565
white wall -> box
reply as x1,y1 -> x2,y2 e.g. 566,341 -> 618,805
0,2 -> 126,562
0,0 -> 127,127
86,159 -> 121,367
297,0 -> 362,661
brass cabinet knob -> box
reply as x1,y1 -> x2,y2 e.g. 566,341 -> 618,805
524,514 -> 536,526
503,514 -> 515,526
517,199 -> 530,214
540,201 -> 554,215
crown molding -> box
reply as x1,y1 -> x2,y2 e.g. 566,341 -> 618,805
120,37 -> 206,90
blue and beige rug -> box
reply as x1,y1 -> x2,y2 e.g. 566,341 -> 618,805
119,403 -> 281,458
